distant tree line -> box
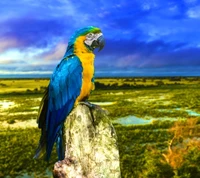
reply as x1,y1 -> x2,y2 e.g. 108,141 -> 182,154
95,81 -> 184,90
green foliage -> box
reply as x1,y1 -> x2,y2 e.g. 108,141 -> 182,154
0,128 -> 56,177
115,124 -> 172,177
7,119 -> 16,124
142,149 -> 174,178
156,80 -> 165,86
0,77 -> 200,177
177,147 -> 200,178
0,83 -> 7,87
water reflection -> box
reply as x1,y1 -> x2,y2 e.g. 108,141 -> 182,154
114,116 -> 184,126
92,101 -> 116,106
176,108 -> 200,116
114,116 -> 153,125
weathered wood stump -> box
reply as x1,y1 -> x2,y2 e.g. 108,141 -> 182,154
53,104 -> 121,178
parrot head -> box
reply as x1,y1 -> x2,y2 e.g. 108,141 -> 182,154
67,26 -> 105,54
83,27 -> 105,51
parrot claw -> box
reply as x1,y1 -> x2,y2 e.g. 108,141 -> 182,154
78,101 -> 109,129
79,101 -> 97,109
79,101 -> 109,114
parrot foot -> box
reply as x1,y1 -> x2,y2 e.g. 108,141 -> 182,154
79,101 -> 109,126
79,101 -> 97,109
79,101 -> 100,126
79,101 -> 109,114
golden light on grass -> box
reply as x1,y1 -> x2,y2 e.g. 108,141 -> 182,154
0,100 -> 15,110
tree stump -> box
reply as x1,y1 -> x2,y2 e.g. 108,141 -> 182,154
53,104 -> 121,178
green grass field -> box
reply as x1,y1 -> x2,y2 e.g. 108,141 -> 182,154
0,77 -> 200,178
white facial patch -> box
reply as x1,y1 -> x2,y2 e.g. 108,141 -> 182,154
84,33 -> 103,46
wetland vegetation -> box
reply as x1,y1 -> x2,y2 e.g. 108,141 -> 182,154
0,77 -> 200,178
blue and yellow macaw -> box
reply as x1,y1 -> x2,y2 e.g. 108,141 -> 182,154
34,26 -> 105,161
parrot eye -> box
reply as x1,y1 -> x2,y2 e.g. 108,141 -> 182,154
87,33 -> 94,39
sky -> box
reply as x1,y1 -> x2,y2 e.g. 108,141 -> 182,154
0,0 -> 200,78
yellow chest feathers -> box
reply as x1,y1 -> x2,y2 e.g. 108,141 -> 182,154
74,36 -> 95,102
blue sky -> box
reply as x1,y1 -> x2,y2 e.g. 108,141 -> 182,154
0,0 -> 200,77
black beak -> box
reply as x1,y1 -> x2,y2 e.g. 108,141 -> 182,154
91,35 -> 105,52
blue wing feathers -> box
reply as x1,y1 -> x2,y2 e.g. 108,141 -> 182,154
34,55 -> 83,161
46,56 -> 83,160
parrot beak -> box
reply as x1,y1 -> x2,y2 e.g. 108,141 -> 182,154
91,34 -> 105,52
97,35 -> 105,52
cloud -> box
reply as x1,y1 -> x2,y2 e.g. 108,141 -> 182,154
116,54 -> 142,68
0,38 -> 20,52
137,48 -> 200,68
38,42 -> 67,61
187,6 -> 200,18
0,0 -> 200,77
0,17 -> 69,49
0,59 -> 25,65
184,0 -> 198,5
95,37 -> 200,69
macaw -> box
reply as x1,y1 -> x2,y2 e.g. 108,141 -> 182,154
34,26 -> 105,161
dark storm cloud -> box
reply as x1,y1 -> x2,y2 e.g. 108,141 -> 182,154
96,37 -> 200,68
98,37 -> 187,59
0,17 -> 69,49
